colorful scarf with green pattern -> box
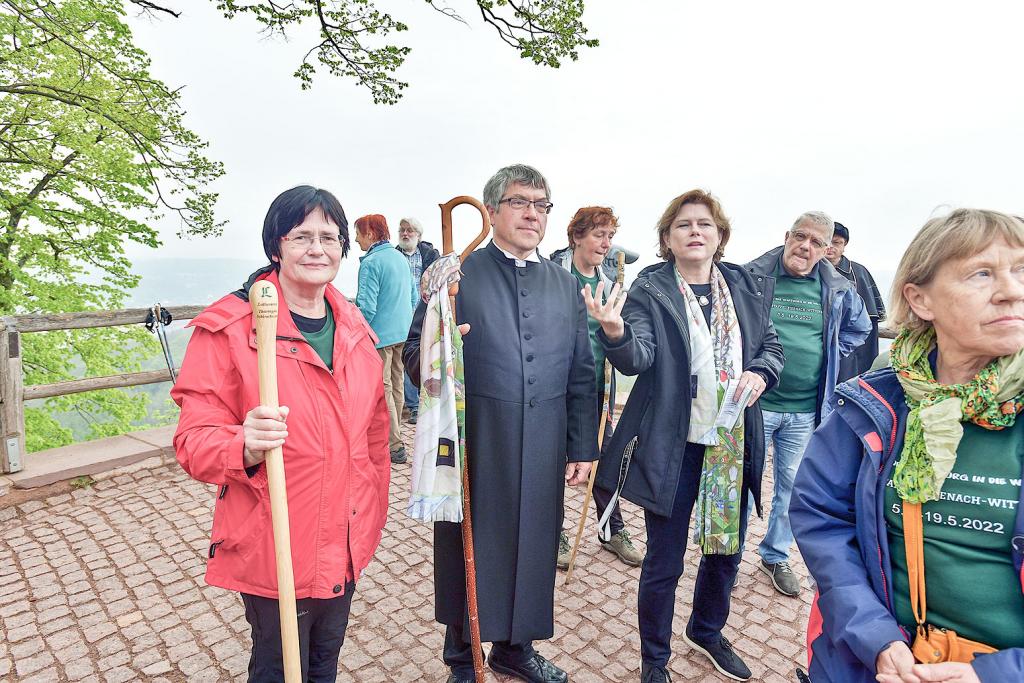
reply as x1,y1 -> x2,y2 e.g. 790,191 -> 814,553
890,326 -> 1024,504
675,266 -> 744,555
407,254 -> 466,522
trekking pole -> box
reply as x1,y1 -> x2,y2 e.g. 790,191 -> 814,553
250,281 -> 302,683
439,196 -> 492,682
565,251 -> 626,583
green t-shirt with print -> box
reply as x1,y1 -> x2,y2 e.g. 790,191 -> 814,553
884,420 -> 1024,650
759,264 -> 824,413
571,263 -> 606,392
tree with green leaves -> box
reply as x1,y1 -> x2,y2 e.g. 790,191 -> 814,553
1,0 -> 224,450
1,0 -> 596,452
140,0 -> 599,104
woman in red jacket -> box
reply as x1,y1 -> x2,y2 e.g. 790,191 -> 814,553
172,186 -> 391,682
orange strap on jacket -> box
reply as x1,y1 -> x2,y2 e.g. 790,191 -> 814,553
902,501 -> 928,632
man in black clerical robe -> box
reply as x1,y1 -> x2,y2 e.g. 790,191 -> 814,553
404,164 -> 598,683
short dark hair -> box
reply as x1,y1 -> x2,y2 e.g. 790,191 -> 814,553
833,221 -> 850,243
262,186 -> 350,268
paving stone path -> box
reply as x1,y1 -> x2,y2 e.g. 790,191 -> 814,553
0,421 -> 811,682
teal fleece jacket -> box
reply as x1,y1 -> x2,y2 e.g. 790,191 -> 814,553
356,242 -> 416,348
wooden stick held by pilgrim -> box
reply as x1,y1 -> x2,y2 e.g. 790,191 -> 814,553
565,250 -> 626,583
250,280 -> 302,683
439,195 -> 492,683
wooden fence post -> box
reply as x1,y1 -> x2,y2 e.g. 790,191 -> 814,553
0,320 -> 26,473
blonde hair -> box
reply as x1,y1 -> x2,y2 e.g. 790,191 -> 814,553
890,209 -> 1024,332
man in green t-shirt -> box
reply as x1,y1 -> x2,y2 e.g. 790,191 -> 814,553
550,206 -> 644,569
745,212 -> 870,597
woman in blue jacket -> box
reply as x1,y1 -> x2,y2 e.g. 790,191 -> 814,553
791,209 -> 1024,683
355,214 -> 415,463
586,189 -> 784,682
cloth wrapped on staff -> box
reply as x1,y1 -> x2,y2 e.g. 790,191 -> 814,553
407,253 -> 466,522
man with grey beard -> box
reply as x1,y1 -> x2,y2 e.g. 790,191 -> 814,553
397,217 -> 440,423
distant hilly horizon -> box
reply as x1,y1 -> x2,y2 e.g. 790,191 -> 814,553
125,257 -> 261,308
126,256 -> 366,309
126,255 -> 896,315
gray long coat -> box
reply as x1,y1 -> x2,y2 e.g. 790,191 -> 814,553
404,241 -> 598,644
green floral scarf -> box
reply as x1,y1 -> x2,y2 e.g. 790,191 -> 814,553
890,327 -> 1024,504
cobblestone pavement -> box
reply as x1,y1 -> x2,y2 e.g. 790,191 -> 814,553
0,421 -> 812,682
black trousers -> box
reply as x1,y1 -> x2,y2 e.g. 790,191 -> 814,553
638,442 -> 749,667
443,621 -> 535,679
241,582 -> 355,683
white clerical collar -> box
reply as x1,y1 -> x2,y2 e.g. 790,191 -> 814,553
494,243 -> 540,267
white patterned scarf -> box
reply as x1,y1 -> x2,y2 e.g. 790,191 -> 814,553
407,254 -> 466,522
676,265 -> 746,554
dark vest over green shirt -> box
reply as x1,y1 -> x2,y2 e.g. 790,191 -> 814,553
571,263 -> 607,390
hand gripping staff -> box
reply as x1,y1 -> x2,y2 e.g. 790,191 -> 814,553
440,196 -> 492,682
565,251 -> 626,584
250,281 -> 302,683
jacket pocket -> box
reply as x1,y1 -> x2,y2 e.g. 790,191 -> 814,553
209,483 -> 267,562
633,386 -> 655,452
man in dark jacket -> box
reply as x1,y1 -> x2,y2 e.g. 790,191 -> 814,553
404,164 -> 598,683
397,217 -> 440,423
827,222 -> 887,381
744,212 -> 870,598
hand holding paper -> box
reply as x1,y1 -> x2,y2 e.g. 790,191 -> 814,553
715,378 -> 755,432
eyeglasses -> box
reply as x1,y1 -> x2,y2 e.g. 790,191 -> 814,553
498,197 -> 554,215
281,233 -> 343,250
789,230 -> 828,250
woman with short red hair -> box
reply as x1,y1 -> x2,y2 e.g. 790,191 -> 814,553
549,206 -> 645,570
355,214 -> 417,464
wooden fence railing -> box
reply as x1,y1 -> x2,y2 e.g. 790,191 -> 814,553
0,306 -> 897,475
0,305 -> 203,474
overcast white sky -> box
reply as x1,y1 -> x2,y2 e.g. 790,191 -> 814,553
126,0 -> 1024,298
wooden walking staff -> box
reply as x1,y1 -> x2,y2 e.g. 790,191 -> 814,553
565,251 -> 626,584
439,196 -> 492,683
250,281 -> 302,683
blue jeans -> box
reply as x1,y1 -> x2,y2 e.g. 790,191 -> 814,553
404,372 -> 418,412
758,410 -> 816,565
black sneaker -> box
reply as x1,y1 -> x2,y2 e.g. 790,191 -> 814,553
759,558 -> 801,597
390,447 -> 407,464
682,631 -> 751,681
641,661 -> 672,682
